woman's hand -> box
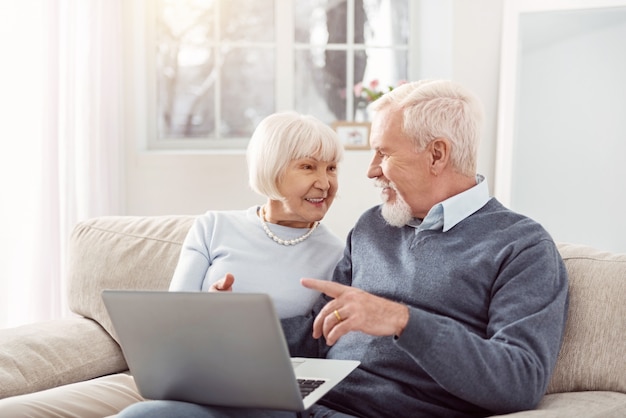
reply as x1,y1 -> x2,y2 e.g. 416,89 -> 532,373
209,273 -> 235,292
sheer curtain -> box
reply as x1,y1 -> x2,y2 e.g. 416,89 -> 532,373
0,0 -> 124,328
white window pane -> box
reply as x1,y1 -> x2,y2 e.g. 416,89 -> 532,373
294,0 -> 347,44
294,49 -> 347,124
157,0 -> 215,138
221,0 -> 275,42
159,0 -> 214,40
221,48 -> 275,137
359,0 -> 409,45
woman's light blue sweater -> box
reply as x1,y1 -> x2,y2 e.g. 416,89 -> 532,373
169,206 -> 344,318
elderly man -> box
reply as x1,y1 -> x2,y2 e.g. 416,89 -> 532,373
119,79 -> 569,418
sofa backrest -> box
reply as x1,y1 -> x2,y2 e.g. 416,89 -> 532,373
67,216 -> 195,341
66,216 -> 625,395
548,242 -> 626,394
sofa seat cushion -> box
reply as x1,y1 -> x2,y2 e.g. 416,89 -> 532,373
67,216 -> 195,342
548,243 -> 626,394
0,317 -> 127,399
490,391 -> 626,417
0,372 -> 140,417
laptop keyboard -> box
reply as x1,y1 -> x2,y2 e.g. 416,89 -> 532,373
297,379 -> 325,398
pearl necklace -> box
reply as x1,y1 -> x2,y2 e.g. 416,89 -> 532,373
259,206 -> 319,246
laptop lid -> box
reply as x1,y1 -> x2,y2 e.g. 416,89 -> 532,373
102,290 -> 359,411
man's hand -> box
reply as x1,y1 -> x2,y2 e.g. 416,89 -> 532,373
209,273 -> 235,292
301,278 -> 409,346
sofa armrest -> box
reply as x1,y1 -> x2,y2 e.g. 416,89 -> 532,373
548,243 -> 626,394
67,215 -> 195,341
0,317 -> 127,399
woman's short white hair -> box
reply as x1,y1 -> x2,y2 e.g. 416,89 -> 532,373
371,79 -> 484,176
247,111 -> 344,200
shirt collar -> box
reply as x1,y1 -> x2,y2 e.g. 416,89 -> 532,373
408,174 -> 491,232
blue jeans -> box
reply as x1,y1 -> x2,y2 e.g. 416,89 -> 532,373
117,400 -> 358,418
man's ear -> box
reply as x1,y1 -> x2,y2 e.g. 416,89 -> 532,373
429,138 -> 451,175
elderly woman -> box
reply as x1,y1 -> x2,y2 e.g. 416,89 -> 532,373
0,111 -> 345,417
171,110 -> 345,317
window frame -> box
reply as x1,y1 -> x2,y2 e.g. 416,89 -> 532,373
132,0 -> 421,151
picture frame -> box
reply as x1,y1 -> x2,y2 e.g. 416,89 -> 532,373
332,121 -> 370,150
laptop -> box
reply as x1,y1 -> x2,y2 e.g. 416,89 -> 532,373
102,290 -> 359,411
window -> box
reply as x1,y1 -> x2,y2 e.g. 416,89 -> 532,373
293,0 -> 410,123
148,0 -> 415,150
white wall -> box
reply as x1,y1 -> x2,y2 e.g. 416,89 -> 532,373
125,150 -> 379,240
511,11 -> 626,252
452,1 -> 503,188
124,0 -> 504,240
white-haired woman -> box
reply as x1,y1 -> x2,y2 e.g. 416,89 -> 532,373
0,111 -> 345,417
170,110 -> 345,317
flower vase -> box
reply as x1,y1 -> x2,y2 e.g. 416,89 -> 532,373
354,101 -> 369,122
366,106 -> 376,122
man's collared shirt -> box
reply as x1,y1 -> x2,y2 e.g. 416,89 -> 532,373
407,174 -> 491,233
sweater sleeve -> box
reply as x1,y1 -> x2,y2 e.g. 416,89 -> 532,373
168,216 -> 211,291
395,239 -> 569,414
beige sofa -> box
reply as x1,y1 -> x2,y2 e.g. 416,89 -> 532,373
0,216 -> 624,417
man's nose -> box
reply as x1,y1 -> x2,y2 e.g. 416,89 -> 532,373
367,155 -> 382,179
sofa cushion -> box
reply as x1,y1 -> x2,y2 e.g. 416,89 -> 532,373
0,317 -> 127,399
547,243 -> 626,394
490,391 -> 626,417
67,216 -> 195,342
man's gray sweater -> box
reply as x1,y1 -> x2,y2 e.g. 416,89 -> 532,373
283,199 -> 569,417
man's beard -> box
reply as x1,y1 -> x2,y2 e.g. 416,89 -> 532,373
376,180 -> 412,227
